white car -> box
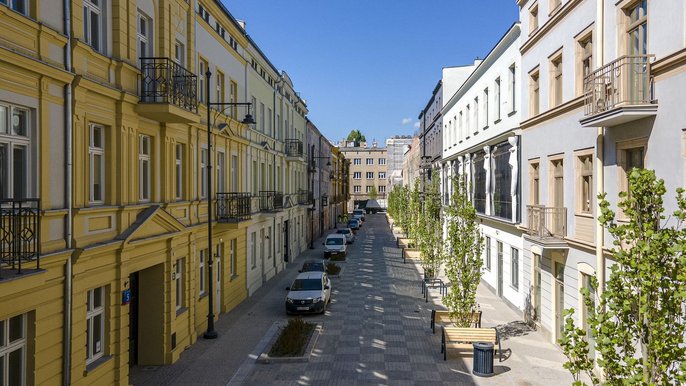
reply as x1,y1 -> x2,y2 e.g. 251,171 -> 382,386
285,271 -> 331,314
336,228 -> 355,244
323,233 -> 347,258
353,209 -> 366,221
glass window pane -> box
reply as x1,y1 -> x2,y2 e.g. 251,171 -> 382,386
0,320 -> 5,346
11,109 -> 27,136
8,348 -> 23,386
93,314 -> 102,354
93,287 -> 103,308
93,153 -> 102,200
91,11 -> 100,51
0,105 -> 7,134
13,146 -> 27,199
8,315 -> 23,342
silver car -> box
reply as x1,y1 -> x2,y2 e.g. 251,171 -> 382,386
336,228 -> 355,244
285,271 -> 331,315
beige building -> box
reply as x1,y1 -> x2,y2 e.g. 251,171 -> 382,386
339,140 -> 387,210
402,136 -> 421,187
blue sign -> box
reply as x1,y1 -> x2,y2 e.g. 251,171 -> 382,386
122,289 -> 131,305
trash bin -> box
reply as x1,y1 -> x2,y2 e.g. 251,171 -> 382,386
472,342 -> 494,377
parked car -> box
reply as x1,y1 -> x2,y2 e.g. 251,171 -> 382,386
348,218 -> 360,232
323,233 -> 347,258
353,209 -> 366,222
285,271 -> 331,314
336,228 -> 355,244
299,260 -> 326,273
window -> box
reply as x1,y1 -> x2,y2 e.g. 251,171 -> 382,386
217,151 -> 225,193
458,111 -> 464,140
230,238 -> 237,277
353,185 -> 361,193
175,258 -> 184,311
530,161 -> 540,205
198,4 -> 209,22
493,142 -> 513,220
511,248 -> 519,289
577,153 -> 593,214
577,33 -> 593,96
366,158 -> 373,165
353,172 -> 361,179
509,64 -> 516,113
485,237 -> 491,270
378,172 -> 386,179
200,148 -> 207,198
494,78 -> 501,120
529,3 -> 539,35
259,102 -> 265,132
353,158 -> 361,165
378,186 -> 386,193
483,88 -> 489,128
378,158 -> 386,165
250,232 -> 256,269
216,71 -> 225,104
86,287 -> 106,365
267,108 -> 273,137
366,186 -> 373,193
551,54 -> 563,107
139,135 -> 151,201
473,150 -> 486,214
0,313 -> 27,386
530,69 -> 540,116
618,141 -> 646,207
137,12 -> 152,59
198,249 -> 207,296
366,172 -> 374,179
198,58 -> 208,103
473,97 -> 479,134
174,40 -> 185,67
88,124 -> 105,204
1,0 -> 28,15
83,0 -> 103,53
626,0 -> 647,56
466,105 -> 471,137
175,144 -> 184,200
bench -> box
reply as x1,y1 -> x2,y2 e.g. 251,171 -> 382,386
441,326 -> 502,361
430,310 -> 482,333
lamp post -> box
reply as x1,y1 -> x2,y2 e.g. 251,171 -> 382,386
203,70 -> 255,339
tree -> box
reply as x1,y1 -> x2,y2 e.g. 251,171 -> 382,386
369,185 -> 378,200
407,179 -> 422,244
443,175 -> 484,327
346,130 -> 366,147
417,177 -> 445,279
560,169 -> 686,385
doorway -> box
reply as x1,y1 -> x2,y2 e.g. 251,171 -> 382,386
283,220 -> 289,262
128,272 -> 139,366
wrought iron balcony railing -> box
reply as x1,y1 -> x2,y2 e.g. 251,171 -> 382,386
583,55 -> 654,117
216,193 -> 252,222
0,198 -> 40,278
139,57 -> 198,113
526,205 -> 567,239
297,190 -> 313,205
285,139 -> 303,158
258,191 -> 284,212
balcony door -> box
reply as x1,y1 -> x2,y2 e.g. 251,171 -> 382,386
626,0 -> 648,102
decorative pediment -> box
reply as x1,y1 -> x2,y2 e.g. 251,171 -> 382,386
116,205 -> 186,244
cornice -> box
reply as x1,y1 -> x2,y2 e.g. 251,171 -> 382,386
652,48 -> 686,77
520,0 -> 584,55
520,95 -> 584,129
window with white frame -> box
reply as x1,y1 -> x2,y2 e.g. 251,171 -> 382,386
230,238 -> 237,277
483,88 -> 489,128
217,151 -> 225,193
198,249 -> 207,296
378,158 -> 386,165
465,105 -> 471,137
509,64 -> 516,112
353,185 -> 361,193
378,185 -> 386,193
0,103 -> 31,200
250,232 -> 256,269
0,313 -> 27,386
378,172 -> 386,179
260,102 -> 265,132
366,186 -> 373,193
89,124 -> 105,204
366,172 -> 374,179
175,144 -> 184,200
83,0 -> 104,53
366,158 -> 373,165
198,58 -> 208,104
175,258 -> 184,311
174,40 -> 185,67
353,172 -> 361,179
485,236 -> 491,270
200,148 -> 208,198
139,135 -> 151,201
530,69 -> 540,116
86,287 -> 106,365
1,0 -> 28,15
473,97 -> 479,134
353,158 -> 361,165
550,54 -> 563,107
511,247 -> 519,289
137,12 -> 152,59
494,77 -> 501,120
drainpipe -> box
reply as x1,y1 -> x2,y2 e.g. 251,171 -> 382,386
595,0 -> 605,299
62,0 -> 73,384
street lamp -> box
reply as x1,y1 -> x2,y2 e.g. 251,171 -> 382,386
203,70 -> 255,339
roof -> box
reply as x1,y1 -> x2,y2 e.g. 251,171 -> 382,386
295,271 -> 326,280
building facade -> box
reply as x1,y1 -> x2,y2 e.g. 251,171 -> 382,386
340,141 -> 388,210
402,136 -> 421,187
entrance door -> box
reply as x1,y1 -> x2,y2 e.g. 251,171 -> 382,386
283,220 -> 289,262
215,244 -> 222,315
497,241 -> 504,296
533,254 -> 542,322
554,261 -> 565,340
128,272 -> 139,366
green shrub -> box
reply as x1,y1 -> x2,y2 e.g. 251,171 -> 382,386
269,318 -> 315,357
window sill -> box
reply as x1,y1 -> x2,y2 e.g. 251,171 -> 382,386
473,131 -> 479,136
198,292 -> 208,301
85,355 -> 112,375
176,306 -> 188,317
575,212 -> 594,218
483,125 -> 489,131
230,274 -> 239,281
510,284 -> 519,292
494,118 -> 502,124
508,110 -> 517,117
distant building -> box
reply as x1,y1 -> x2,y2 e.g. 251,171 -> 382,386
339,140 -> 388,210
402,136 -> 421,187
386,135 -> 414,189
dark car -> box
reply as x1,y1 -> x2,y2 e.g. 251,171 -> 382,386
299,260 -> 326,273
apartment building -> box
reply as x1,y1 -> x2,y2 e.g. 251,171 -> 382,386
402,136 -> 421,187
441,23 -> 524,311
0,0 -> 319,384
340,141 -> 388,210
386,135 -> 413,189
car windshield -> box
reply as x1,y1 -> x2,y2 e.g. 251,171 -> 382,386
290,278 -> 323,291
302,262 -> 325,272
337,229 -> 350,235
326,238 -> 344,245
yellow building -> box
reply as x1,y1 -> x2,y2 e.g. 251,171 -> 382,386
0,0 -> 312,385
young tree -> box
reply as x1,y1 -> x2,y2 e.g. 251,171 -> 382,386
443,175 -> 484,327
417,177 -> 444,279
560,169 -> 686,385
369,185 -> 378,200
407,179 -> 422,244
346,130 -> 366,147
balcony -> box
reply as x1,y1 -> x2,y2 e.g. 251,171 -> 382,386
525,205 -> 568,249
136,57 -> 199,123
285,139 -> 304,161
258,191 -> 284,213
297,190 -> 313,206
580,55 -> 657,127
0,199 -> 40,278
216,193 -> 252,223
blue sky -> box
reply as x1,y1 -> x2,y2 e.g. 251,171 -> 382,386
224,1 -> 519,146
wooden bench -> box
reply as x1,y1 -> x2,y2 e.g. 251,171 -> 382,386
430,310 -> 482,333
441,326 -> 502,361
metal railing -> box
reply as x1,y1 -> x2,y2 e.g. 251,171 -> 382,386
583,55 -> 654,117
139,57 -> 198,113
285,139 -> 303,158
297,190 -> 313,205
0,198 -> 40,278
526,205 -> 566,239
258,191 -> 284,212
216,193 -> 252,222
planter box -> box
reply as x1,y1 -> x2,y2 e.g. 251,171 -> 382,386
257,322 -> 322,364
